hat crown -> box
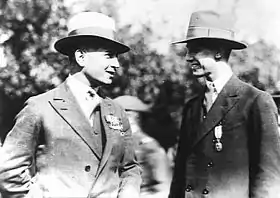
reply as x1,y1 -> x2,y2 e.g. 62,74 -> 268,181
54,11 -> 130,55
188,10 -> 234,32
172,10 -> 247,49
67,12 -> 116,34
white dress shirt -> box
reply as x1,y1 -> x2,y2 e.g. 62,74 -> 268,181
209,67 -> 233,103
67,75 -> 101,127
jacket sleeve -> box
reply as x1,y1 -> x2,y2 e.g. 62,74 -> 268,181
250,92 -> 280,198
0,98 -> 40,198
117,108 -> 142,198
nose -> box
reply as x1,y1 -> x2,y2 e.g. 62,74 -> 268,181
110,57 -> 120,68
186,54 -> 195,63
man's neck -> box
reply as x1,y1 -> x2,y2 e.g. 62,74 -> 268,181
210,62 -> 232,81
212,62 -> 233,93
72,72 -> 100,92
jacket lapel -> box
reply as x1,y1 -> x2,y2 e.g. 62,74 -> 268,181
191,75 -> 241,148
49,82 -> 102,160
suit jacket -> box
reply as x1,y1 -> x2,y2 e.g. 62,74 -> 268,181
169,75 -> 280,198
0,82 -> 141,198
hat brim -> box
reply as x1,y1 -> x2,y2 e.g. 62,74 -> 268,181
113,96 -> 152,113
54,35 -> 130,56
172,37 -> 247,50
272,94 -> 280,99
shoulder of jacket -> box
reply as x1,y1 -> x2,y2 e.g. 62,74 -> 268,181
29,83 -> 64,102
235,79 -> 263,98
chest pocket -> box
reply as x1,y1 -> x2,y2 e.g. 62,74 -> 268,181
222,114 -> 245,131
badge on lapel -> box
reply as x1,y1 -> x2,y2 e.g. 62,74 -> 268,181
105,115 -> 124,132
214,123 -> 223,152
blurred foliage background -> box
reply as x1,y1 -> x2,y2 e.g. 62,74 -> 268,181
1,0 -> 280,150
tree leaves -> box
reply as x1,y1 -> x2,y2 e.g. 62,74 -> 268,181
0,0 -> 69,98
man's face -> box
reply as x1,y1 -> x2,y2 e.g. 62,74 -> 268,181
81,48 -> 120,85
186,44 -> 217,79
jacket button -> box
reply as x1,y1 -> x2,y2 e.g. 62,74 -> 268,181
202,188 -> 209,195
185,185 -> 193,192
85,165 -> 91,172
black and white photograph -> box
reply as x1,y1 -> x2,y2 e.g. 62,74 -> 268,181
1,0 -> 280,198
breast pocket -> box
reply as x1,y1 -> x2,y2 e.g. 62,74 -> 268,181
222,115 -> 245,131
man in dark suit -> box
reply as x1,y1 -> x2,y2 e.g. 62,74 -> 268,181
169,10 -> 280,198
0,12 -> 141,198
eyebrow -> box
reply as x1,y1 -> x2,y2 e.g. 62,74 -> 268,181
104,51 -> 119,57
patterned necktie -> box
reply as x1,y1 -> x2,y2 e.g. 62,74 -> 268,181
204,82 -> 217,112
87,90 -> 103,155
86,90 -> 100,126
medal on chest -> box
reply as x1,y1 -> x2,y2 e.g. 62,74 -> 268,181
105,114 -> 124,131
214,124 -> 223,152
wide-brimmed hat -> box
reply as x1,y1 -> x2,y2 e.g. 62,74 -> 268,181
172,10 -> 247,50
54,12 -> 130,56
114,95 -> 151,112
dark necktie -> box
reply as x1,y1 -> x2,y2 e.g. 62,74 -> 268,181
87,90 -> 104,156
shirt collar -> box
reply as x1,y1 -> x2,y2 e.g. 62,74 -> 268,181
67,75 -> 101,125
213,68 -> 233,94
67,75 -> 98,99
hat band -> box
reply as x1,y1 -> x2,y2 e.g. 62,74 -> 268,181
187,27 -> 235,40
69,26 -> 116,40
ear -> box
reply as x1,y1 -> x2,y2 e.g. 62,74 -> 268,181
74,49 -> 86,67
214,52 -> 222,61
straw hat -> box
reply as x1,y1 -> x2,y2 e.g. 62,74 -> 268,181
54,12 -> 130,56
173,10 -> 247,50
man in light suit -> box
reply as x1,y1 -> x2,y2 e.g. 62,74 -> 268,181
169,10 -> 280,198
0,12 -> 141,198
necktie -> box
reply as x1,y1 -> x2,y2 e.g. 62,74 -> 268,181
87,90 -> 103,155
204,82 -> 217,112
86,90 -> 100,126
